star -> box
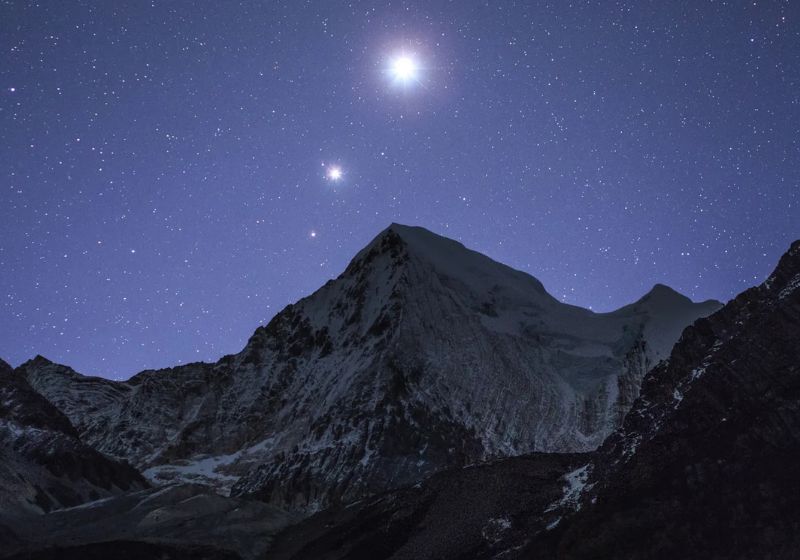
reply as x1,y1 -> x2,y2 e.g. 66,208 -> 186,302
326,166 -> 343,181
389,55 -> 419,85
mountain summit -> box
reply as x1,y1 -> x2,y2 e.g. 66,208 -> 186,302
263,239 -> 800,560
15,224 -> 720,514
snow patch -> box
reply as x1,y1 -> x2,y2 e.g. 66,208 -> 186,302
143,437 -> 275,494
545,517 -> 561,531
778,274 -> 800,300
53,494 -> 117,512
622,433 -> 642,460
546,464 -> 592,513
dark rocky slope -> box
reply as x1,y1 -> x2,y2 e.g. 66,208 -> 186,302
4,541 -> 240,560
0,484 -> 295,560
268,453 -> 584,560
0,358 -> 147,517
547,239 -> 800,559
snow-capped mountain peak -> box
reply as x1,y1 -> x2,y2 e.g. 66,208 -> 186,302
14,224 -> 721,514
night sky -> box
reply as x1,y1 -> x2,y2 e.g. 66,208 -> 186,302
1,1 -> 797,379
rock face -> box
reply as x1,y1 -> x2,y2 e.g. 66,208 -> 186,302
16,224 -> 720,514
547,239 -> 800,559
0,358 -> 147,516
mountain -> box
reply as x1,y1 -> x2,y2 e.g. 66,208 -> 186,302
15,224 -> 720,514
270,239 -> 800,559
0,358 -> 147,517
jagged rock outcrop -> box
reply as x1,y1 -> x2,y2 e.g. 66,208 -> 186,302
0,358 -> 147,516
17,224 -> 720,514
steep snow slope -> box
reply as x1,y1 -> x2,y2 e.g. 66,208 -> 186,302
19,224 -> 720,513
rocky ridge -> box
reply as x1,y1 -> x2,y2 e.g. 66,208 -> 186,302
0,358 -> 147,517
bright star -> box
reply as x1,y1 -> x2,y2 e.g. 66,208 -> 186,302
326,166 -> 342,181
389,55 -> 419,84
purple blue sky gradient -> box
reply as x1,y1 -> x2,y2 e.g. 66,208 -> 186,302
1,1 -> 797,378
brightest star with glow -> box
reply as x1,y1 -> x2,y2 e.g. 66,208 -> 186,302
389,55 -> 419,84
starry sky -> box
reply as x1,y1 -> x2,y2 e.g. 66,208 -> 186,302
1,1 -> 798,379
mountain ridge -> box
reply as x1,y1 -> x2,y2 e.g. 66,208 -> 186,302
0,359 -> 147,517
7,224 -> 721,515
5,224 -> 721,380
